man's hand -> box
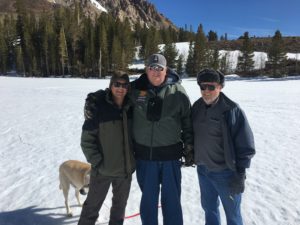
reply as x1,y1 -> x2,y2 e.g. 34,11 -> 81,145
84,93 -> 98,120
229,172 -> 246,195
182,144 -> 194,167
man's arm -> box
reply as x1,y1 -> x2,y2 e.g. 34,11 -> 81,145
231,107 -> 255,169
178,85 -> 194,166
84,90 -> 103,120
81,118 -> 102,168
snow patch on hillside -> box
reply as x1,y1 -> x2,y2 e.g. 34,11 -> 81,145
90,0 -> 107,12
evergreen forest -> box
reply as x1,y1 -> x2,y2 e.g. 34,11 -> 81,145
0,2 -> 298,78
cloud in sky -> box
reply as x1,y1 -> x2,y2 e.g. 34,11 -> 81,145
258,17 -> 280,23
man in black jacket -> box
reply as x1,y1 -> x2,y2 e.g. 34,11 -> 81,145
192,69 -> 255,225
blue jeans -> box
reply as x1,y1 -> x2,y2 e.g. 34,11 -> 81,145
136,160 -> 183,225
197,165 -> 243,225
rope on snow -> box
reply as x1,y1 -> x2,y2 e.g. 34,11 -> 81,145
97,205 -> 161,224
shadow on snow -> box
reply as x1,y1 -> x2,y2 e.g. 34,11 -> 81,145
0,205 -> 80,225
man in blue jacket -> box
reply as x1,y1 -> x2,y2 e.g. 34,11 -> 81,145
192,69 -> 255,225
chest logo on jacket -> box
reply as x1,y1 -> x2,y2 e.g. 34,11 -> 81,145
137,90 -> 147,103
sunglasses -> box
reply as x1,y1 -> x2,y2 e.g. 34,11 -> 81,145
149,65 -> 164,72
199,83 -> 217,91
112,82 -> 129,89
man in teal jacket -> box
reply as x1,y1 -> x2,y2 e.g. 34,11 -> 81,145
131,54 -> 193,225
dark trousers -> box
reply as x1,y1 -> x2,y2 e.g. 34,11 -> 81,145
136,159 -> 183,225
78,174 -> 132,225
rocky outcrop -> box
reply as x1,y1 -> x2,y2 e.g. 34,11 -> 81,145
97,0 -> 176,29
0,0 -> 176,30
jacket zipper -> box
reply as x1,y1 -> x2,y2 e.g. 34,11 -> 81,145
150,122 -> 154,160
149,90 -> 157,160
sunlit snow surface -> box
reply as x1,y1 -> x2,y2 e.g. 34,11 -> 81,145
1,76 -> 300,225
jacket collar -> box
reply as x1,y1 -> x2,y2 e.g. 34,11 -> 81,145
199,92 -> 236,113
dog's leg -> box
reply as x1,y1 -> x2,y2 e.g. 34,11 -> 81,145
59,173 -> 73,217
62,187 -> 73,217
75,189 -> 82,206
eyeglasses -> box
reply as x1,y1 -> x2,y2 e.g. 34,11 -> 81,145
199,83 -> 217,91
112,82 -> 129,89
149,65 -> 164,72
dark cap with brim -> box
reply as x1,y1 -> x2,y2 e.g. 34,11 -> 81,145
197,69 -> 225,87
109,71 -> 129,88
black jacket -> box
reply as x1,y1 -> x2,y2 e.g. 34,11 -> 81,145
192,92 -> 255,171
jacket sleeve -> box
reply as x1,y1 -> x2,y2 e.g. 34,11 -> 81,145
81,119 -> 102,167
178,85 -> 194,148
229,107 -> 255,169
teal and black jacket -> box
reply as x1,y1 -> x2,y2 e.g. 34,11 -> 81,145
81,89 -> 135,177
130,69 -> 193,161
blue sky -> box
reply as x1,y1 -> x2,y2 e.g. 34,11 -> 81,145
148,0 -> 300,39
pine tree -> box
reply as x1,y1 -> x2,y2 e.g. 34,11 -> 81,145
237,32 -> 254,75
111,36 -> 122,71
207,30 -> 218,41
137,24 -> 149,59
144,27 -> 160,59
15,46 -> 25,75
220,52 -> 229,74
162,33 -> 178,69
119,18 -> 135,70
185,40 -> 195,76
267,30 -> 287,77
176,54 -> 184,75
208,48 -> 220,70
193,24 -> 209,75
2,15 -> 17,72
0,22 -> 8,74
96,18 -> 109,78
58,26 -> 68,76
163,42 -> 178,69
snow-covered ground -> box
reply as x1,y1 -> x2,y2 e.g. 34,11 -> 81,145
1,76 -> 300,225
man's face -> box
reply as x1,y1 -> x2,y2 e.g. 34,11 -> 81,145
111,79 -> 129,100
146,65 -> 167,87
199,82 -> 222,105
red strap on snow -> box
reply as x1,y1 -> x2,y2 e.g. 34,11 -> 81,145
124,212 -> 140,219
98,205 -> 161,224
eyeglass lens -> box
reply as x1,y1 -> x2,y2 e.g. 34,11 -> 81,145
149,65 -> 164,72
113,82 -> 129,89
200,84 -> 216,91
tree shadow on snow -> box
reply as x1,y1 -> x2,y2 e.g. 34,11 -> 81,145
0,205 -> 80,225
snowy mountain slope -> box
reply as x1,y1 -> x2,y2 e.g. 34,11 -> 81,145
0,76 -> 300,225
